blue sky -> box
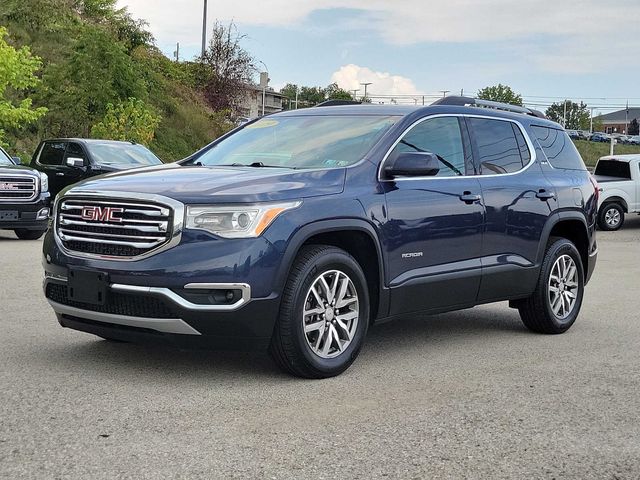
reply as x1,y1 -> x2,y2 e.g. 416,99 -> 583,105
120,0 -> 640,114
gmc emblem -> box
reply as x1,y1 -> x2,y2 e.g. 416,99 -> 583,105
81,206 -> 124,223
0,183 -> 18,191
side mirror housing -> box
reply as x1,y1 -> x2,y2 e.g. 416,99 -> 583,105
11,156 -> 21,165
384,151 -> 440,178
66,157 -> 85,168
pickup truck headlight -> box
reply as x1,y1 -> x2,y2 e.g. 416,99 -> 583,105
185,201 -> 301,238
39,172 -> 49,192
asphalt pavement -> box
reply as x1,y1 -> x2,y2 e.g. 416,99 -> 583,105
1,219 -> 639,479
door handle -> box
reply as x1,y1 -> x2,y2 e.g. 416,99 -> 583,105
459,192 -> 481,204
55,172 -> 65,177
536,189 -> 555,200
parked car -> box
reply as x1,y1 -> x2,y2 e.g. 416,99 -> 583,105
42,97 -> 598,378
567,129 -> 580,140
577,130 -> 591,140
590,132 -> 611,143
593,154 -> 640,230
627,135 -> 640,145
30,139 -> 162,199
0,146 -> 50,240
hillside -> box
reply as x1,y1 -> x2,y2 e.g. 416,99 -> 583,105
0,0 -> 231,162
573,139 -> 640,167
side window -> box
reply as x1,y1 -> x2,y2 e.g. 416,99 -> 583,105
531,126 -> 586,170
64,142 -> 87,164
390,116 -> 466,177
512,124 -> 531,164
468,118 -> 525,175
38,142 -> 66,166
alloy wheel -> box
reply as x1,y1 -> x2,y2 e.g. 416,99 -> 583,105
548,254 -> 579,319
604,207 -> 621,228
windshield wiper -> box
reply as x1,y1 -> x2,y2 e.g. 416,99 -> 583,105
202,162 -> 295,169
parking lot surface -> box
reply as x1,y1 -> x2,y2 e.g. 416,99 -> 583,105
1,220 -> 639,479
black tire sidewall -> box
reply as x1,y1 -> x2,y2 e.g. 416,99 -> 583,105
541,240 -> 585,331
598,203 -> 624,231
14,229 -> 46,240
289,250 -> 370,374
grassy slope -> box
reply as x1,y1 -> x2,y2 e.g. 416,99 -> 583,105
573,139 -> 640,167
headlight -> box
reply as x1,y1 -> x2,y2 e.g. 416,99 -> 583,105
39,172 -> 49,192
185,201 -> 301,238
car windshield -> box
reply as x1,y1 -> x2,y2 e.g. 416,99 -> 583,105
193,115 -> 399,169
88,143 -> 161,167
0,147 -> 13,166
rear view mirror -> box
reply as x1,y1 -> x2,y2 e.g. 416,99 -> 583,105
11,156 -> 21,165
384,152 -> 440,178
66,157 -> 85,168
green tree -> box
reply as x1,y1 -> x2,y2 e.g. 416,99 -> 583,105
0,26 -> 47,145
628,118 -> 639,136
280,83 -> 354,109
91,97 -> 161,145
477,84 -> 523,106
545,101 -> 591,130
325,83 -> 353,100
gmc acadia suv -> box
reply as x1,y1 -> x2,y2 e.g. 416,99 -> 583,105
42,97 -> 598,378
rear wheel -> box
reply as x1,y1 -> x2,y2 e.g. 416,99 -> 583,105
14,229 -> 46,240
518,238 -> 584,334
598,203 -> 624,231
269,245 -> 369,378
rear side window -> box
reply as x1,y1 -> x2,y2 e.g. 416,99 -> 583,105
594,160 -> 631,179
38,142 -> 66,166
531,126 -> 586,170
391,116 -> 467,177
468,118 -> 526,175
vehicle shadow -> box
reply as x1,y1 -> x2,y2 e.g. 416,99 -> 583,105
34,306 -> 528,383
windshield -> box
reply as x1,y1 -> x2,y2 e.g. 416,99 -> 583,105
88,143 -> 161,167
194,115 -> 399,169
0,147 -> 13,166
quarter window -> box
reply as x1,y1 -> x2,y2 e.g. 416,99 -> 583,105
531,126 -> 586,170
468,118 -> 526,175
39,142 -> 66,166
390,116 -> 467,177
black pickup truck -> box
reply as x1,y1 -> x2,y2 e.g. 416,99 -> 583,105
0,146 -> 50,240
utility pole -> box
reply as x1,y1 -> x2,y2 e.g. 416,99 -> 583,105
590,107 -> 594,133
360,82 -> 372,101
460,88 -> 464,96
351,89 -> 360,100
173,42 -> 180,62
201,0 -> 208,58
440,90 -> 450,98
563,100 -> 567,128
625,100 -> 629,134
294,86 -> 299,110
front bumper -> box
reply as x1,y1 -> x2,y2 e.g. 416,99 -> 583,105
0,194 -> 50,230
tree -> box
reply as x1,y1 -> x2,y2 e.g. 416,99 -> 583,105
628,118 -> 639,136
477,84 -> 523,106
91,97 -> 161,145
545,101 -> 591,130
0,26 -> 47,145
280,83 -> 354,109
198,21 -> 255,113
325,83 -> 353,101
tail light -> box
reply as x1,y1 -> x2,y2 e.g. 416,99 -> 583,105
589,174 -> 600,204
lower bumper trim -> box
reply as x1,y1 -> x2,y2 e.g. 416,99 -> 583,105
47,300 -> 201,335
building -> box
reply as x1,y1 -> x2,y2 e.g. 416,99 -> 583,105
237,72 -> 284,119
595,108 -> 640,134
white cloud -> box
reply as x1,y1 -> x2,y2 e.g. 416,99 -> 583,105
331,64 -> 419,96
119,0 -> 640,72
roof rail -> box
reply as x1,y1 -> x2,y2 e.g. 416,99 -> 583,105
431,96 -> 546,119
316,99 -> 362,107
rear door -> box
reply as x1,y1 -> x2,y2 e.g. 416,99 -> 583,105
380,115 -> 485,315
467,117 -> 556,302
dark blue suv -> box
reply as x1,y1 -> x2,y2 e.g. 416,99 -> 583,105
42,97 -> 598,378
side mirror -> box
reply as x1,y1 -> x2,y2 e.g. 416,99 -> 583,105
11,156 -> 22,165
384,151 -> 440,178
66,157 -> 85,168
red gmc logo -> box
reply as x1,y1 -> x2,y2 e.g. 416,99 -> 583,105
81,206 -> 124,223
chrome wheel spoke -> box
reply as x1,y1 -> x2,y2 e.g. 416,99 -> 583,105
304,320 -> 326,333
548,254 -> 579,320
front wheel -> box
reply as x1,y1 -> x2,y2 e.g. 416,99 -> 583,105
269,245 -> 370,378
14,229 -> 46,240
518,238 -> 584,334
598,203 -> 624,231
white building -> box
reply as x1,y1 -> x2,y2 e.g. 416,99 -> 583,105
237,72 -> 284,119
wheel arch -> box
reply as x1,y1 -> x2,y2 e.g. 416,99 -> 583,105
599,195 -> 628,213
537,212 -> 590,277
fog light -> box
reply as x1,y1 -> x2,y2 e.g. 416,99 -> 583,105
37,208 -> 50,220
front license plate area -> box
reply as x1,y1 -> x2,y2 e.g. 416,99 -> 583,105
68,268 -> 108,305
0,210 -> 18,221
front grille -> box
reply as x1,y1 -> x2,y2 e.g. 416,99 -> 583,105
0,175 -> 37,201
46,282 -> 178,319
56,197 -> 173,258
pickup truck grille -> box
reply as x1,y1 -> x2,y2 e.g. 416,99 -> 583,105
57,197 -> 174,258
0,175 -> 37,202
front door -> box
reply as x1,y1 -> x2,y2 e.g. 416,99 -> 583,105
380,115 -> 485,315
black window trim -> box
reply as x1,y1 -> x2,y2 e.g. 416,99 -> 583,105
378,113 -> 537,181
35,140 -> 68,168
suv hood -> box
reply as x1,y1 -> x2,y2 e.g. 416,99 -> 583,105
0,165 -> 39,176
65,164 -> 346,203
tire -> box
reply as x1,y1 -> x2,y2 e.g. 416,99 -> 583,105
14,229 -> 46,240
269,245 -> 370,378
518,238 -> 584,334
98,336 -> 128,343
598,203 -> 624,231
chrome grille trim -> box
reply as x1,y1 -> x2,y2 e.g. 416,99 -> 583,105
0,174 -> 38,202
54,190 -> 184,261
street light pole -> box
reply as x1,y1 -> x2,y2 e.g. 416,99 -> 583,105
360,82 -> 372,101
201,0 -> 207,58
440,90 -> 450,98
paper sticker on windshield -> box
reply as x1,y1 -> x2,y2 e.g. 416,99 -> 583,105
246,119 -> 279,129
